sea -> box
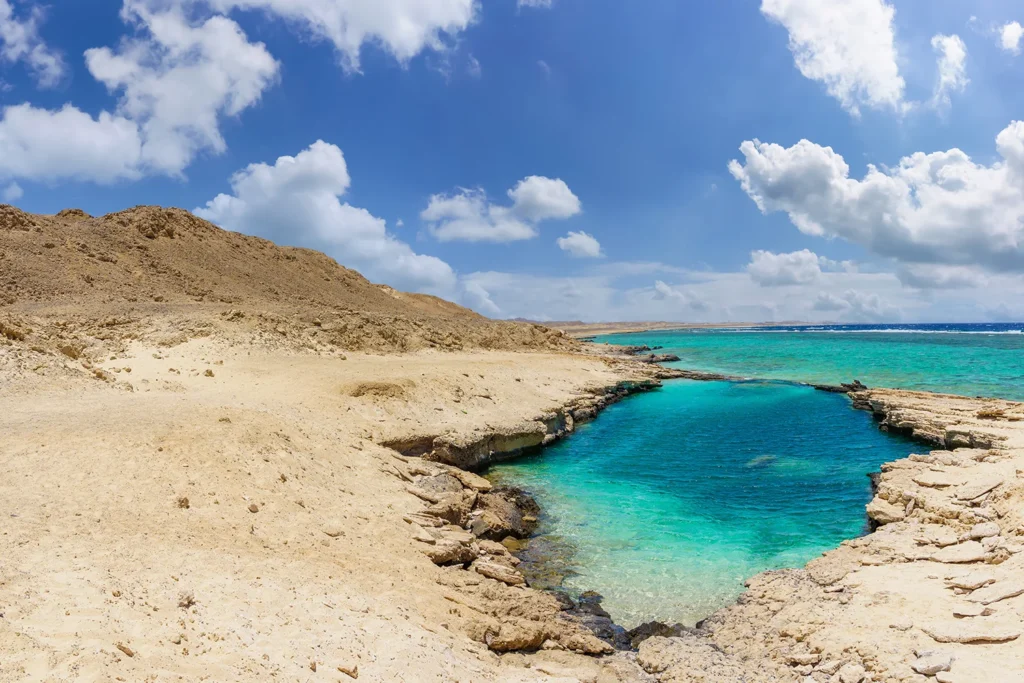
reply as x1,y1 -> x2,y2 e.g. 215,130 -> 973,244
486,323 -> 1024,628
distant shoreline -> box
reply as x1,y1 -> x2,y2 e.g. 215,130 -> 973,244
546,320 -> 817,338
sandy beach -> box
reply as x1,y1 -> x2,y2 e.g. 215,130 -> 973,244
3,206 -> 1023,682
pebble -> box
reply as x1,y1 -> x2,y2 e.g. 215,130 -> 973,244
338,663 -> 359,679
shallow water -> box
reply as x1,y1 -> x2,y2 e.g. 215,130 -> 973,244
594,324 -> 1024,400
487,380 -> 919,628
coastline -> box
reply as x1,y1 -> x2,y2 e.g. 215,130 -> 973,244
399,352 -> 1024,682
3,325 -> 1022,682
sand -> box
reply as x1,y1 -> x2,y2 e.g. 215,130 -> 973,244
4,205 -> 1024,683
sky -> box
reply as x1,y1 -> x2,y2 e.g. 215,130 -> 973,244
2,0 -> 1024,324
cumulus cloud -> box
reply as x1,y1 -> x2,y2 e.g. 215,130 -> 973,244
0,0 -> 64,87
200,0 -> 478,71
759,0 -> 906,115
812,290 -> 899,322
85,3 -> 280,177
0,104 -> 145,183
556,231 -> 602,258
195,140 -> 457,294
931,34 -> 968,108
422,176 -> 581,243
729,121 -> 1024,273
896,264 -> 986,290
999,21 -> 1023,55
0,5 -> 277,183
747,249 -> 822,286
2,181 -> 22,202
653,280 -> 709,312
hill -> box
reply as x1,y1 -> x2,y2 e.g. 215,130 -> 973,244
0,204 -> 574,355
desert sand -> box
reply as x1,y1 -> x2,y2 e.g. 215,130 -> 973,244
2,205 -> 1023,682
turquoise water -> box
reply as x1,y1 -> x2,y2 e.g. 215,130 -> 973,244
594,326 -> 1024,401
488,380 -> 919,628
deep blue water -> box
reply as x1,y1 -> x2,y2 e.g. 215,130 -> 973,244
488,379 -> 920,628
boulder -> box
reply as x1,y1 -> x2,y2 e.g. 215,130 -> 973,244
867,498 -> 906,526
470,487 -> 540,540
422,538 -> 478,566
425,490 -> 477,526
449,468 -> 493,492
487,619 -> 547,652
470,559 -> 525,586
837,663 -> 866,683
626,621 -> 687,648
912,651 -> 953,675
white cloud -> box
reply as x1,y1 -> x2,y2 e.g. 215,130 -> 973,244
196,140 -> 457,294
896,264 -> 986,289
557,230 -> 602,258
2,180 -> 22,202
467,54 -> 481,78
458,263 -> 1024,324
729,120 -> 1024,273
653,280 -> 709,312
0,5 -> 277,183
759,0 -> 905,116
0,0 -> 64,87
0,104 -> 145,183
85,3 -> 279,177
518,0 -> 553,8
747,249 -> 823,286
999,21 -> 1023,55
421,175 -> 581,243
202,0 -> 478,71
507,176 -> 581,221
931,34 -> 968,108
812,289 -> 899,322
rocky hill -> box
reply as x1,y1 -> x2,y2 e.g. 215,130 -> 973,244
0,204 -> 574,356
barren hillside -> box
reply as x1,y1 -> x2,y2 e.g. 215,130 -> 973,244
0,204 -> 574,357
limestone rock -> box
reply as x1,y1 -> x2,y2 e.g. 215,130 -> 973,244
922,622 -> 1020,643
911,651 -> 953,675
913,472 -> 960,488
487,618 -> 547,652
966,580 -> 1024,605
470,559 -> 525,586
965,522 -> 1000,539
954,475 -> 1004,501
424,490 -> 477,526
449,468 -> 493,492
931,541 -> 989,564
952,604 -> 988,617
866,498 -> 905,525
945,571 -> 995,590
422,538 -> 478,566
469,487 -> 540,540
837,663 -> 866,683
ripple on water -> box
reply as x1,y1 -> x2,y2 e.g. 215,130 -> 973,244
487,380 -> 920,629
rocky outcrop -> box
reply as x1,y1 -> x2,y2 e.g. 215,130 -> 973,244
393,378 -> 665,470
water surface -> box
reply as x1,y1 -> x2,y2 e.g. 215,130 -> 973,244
593,323 -> 1024,400
488,380 -> 918,628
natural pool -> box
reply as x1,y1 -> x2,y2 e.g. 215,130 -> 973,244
487,379 -> 920,628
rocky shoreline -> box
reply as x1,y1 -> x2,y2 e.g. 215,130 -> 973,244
386,359 -> 1024,682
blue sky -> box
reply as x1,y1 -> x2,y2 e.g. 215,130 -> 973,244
3,0 -> 1024,323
